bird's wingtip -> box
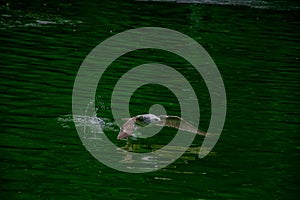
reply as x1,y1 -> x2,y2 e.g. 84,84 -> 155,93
117,132 -> 130,140
197,130 -> 207,136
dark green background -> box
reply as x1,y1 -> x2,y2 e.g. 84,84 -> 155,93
1,0 -> 299,199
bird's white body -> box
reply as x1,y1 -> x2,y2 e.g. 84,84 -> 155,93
135,114 -> 161,125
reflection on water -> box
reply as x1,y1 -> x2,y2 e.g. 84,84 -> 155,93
1,0 -> 299,199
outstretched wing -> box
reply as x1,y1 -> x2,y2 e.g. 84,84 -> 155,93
157,115 -> 206,136
117,117 -> 137,140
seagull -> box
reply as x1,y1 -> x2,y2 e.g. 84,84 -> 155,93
117,114 -> 206,140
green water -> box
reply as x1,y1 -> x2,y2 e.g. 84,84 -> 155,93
1,0 -> 299,199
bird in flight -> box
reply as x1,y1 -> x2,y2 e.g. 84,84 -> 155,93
117,114 -> 206,140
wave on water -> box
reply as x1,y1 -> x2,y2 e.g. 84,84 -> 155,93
136,0 -> 300,10
0,5 -> 83,29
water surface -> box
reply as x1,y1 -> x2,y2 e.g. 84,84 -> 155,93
1,0 -> 299,199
